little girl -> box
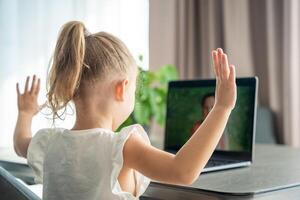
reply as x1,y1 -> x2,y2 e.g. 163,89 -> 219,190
14,21 -> 236,200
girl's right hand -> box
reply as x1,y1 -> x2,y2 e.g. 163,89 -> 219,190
16,75 -> 41,117
212,48 -> 237,111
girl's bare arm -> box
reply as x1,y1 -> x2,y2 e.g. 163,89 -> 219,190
14,75 -> 41,158
124,48 -> 237,185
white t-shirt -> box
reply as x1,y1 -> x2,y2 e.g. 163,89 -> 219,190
27,124 -> 151,200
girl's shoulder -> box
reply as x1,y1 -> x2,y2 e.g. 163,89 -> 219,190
111,124 -> 151,163
111,124 -> 151,169
33,127 -> 65,137
110,124 -> 151,198
31,127 -> 63,140
116,124 -> 150,143
29,128 -> 66,147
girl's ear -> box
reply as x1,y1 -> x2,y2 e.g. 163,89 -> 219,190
115,79 -> 129,101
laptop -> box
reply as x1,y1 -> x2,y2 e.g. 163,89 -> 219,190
164,77 -> 258,173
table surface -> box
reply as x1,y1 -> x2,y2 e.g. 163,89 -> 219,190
142,144 -> 300,200
2,144 -> 300,200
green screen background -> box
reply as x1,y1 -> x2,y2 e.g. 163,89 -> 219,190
165,86 -> 254,152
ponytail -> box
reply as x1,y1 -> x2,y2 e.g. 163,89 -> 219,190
47,21 -> 137,122
47,21 -> 86,119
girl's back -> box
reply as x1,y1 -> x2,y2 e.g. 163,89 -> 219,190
28,125 -> 150,199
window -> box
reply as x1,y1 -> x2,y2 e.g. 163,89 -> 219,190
0,0 -> 149,147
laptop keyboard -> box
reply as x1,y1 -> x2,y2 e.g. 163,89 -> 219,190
205,159 -> 241,168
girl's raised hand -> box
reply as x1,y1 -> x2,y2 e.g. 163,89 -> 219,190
16,75 -> 42,117
211,48 -> 237,111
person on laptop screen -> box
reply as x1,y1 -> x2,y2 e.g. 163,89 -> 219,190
191,93 -> 229,150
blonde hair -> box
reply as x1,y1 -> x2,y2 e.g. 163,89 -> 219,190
47,21 -> 136,120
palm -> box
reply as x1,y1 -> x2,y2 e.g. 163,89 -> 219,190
211,48 -> 237,110
16,75 -> 42,116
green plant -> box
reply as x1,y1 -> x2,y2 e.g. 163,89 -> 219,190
118,62 -> 178,130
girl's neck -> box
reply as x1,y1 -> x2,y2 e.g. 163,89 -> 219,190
71,101 -> 114,131
72,116 -> 113,131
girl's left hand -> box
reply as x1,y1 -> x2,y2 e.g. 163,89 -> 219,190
16,75 -> 42,117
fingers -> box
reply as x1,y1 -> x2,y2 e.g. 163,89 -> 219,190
29,75 -> 36,94
29,75 -> 40,95
35,78 -> 41,95
24,76 -> 30,93
16,83 -> 20,96
217,48 -> 223,77
221,54 -> 230,80
212,48 -> 232,81
212,48 -> 224,78
229,65 -> 236,82
18,75 -> 41,95
211,50 -> 219,77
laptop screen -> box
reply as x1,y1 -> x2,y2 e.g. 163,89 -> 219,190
164,78 -> 257,156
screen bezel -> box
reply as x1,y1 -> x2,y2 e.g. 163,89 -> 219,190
164,77 -> 258,162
